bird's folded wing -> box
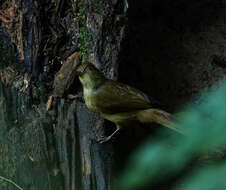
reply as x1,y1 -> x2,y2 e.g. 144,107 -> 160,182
94,80 -> 152,113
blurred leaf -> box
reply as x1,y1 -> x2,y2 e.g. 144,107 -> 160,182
116,81 -> 226,190
177,163 -> 226,190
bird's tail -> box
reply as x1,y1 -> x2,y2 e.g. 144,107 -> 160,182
137,108 -> 184,134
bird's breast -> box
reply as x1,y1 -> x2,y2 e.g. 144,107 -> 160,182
83,88 -> 99,112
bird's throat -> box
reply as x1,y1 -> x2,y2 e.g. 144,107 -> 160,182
80,72 -> 104,90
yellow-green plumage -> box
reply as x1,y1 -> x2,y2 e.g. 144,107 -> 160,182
76,63 -> 183,142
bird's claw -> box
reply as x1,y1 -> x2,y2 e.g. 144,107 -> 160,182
97,128 -> 120,143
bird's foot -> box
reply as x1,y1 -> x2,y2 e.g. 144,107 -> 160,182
97,128 -> 120,144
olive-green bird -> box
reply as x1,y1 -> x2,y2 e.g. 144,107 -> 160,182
76,62 -> 183,143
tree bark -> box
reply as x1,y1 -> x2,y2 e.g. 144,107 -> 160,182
0,0 -> 124,189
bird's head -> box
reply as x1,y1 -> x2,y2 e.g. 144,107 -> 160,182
76,62 -> 104,88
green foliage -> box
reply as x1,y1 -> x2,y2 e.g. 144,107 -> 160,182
76,0 -> 86,22
72,0 -> 92,63
116,81 -> 226,190
71,0 -> 105,63
79,26 -> 92,61
90,0 -> 105,15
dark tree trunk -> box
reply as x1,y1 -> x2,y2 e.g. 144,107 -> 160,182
0,0 -> 124,189
0,0 -> 226,190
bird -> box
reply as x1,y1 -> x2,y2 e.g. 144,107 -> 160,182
76,62 -> 183,143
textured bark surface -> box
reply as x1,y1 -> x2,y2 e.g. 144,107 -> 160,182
0,0 -> 125,189
0,0 -> 226,190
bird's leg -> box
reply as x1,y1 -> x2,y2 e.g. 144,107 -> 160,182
98,127 -> 121,144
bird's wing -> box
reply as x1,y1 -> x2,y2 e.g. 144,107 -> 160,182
94,80 -> 152,114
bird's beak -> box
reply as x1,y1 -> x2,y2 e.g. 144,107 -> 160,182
75,70 -> 84,76
75,61 -> 83,76
75,63 -> 89,77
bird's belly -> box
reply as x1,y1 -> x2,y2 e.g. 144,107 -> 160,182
102,112 -> 138,125
84,88 -> 138,124
84,97 -> 98,112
